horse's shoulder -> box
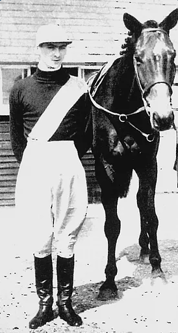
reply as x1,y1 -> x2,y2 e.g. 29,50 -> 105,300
88,57 -> 123,97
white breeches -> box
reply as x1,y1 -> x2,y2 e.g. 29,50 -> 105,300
15,140 -> 88,258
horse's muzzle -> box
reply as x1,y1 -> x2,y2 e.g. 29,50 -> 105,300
152,110 -> 174,131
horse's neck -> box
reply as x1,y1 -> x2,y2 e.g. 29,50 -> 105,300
93,55 -> 143,113
110,56 -> 143,113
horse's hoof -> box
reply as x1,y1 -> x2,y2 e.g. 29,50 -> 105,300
151,267 -> 163,278
150,256 -> 162,272
98,280 -> 118,301
97,288 -> 118,301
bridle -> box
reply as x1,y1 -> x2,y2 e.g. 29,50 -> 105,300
133,27 -> 173,110
133,56 -> 173,104
88,71 -> 155,142
89,27 -> 174,142
88,88 -> 155,141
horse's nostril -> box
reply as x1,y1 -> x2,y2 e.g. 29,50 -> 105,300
153,113 -> 158,121
152,111 -> 174,131
153,112 -> 159,126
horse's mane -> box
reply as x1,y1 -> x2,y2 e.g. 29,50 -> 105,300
143,20 -> 159,29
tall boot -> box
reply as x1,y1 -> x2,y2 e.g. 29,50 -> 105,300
56,255 -> 82,326
29,255 -> 54,329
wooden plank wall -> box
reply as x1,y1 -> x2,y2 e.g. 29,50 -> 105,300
0,0 -> 178,64
0,118 -> 18,206
0,118 -> 101,206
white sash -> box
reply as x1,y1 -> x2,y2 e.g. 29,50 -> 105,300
28,75 -> 87,141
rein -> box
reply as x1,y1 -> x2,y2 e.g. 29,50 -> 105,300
88,64 -> 155,142
88,89 -> 155,142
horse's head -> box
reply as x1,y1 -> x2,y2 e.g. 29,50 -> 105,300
123,9 -> 178,131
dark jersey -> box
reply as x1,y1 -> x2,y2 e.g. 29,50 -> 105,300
9,67 -> 91,163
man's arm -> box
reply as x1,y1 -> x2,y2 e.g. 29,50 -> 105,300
9,84 -> 27,163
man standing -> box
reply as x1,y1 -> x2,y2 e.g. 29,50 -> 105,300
9,24 -> 91,329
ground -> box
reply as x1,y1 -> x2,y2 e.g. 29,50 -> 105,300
0,130 -> 178,333
0,191 -> 178,333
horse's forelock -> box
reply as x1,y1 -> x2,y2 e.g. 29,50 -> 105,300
122,20 -> 163,56
142,20 -> 159,29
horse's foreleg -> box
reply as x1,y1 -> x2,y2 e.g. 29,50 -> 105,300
138,212 -> 150,263
136,161 -> 162,273
98,194 -> 120,300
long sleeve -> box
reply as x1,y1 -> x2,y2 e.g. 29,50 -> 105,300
74,93 -> 92,158
9,69 -> 93,162
9,84 -> 27,163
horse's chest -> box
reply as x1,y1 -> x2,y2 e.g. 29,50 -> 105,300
123,135 -> 141,154
108,128 -> 141,157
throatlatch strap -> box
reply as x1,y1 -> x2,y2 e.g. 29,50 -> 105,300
28,76 -> 87,142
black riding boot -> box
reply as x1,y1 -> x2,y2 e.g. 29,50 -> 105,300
56,255 -> 82,326
29,255 -> 54,329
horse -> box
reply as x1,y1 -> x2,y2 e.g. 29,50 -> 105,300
89,8 -> 178,300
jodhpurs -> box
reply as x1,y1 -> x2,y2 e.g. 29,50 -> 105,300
15,140 -> 88,258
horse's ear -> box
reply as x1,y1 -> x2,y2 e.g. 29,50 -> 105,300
123,13 -> 143,36
159,8 -> 178,32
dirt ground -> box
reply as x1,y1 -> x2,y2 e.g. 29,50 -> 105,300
0,189 -> 178,333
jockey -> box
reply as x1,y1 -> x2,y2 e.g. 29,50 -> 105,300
9,24 -> 91,329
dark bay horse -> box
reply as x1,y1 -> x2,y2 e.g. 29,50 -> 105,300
89,8 -> 178,300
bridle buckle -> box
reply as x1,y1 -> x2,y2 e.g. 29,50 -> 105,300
119,114 -> 127,122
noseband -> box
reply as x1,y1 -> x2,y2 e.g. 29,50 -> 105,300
134,57 -> 173,98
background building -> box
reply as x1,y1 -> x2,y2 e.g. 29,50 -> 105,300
0,0 -> 178,205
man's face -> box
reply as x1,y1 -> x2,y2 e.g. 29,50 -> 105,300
38,42 -> 68,70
